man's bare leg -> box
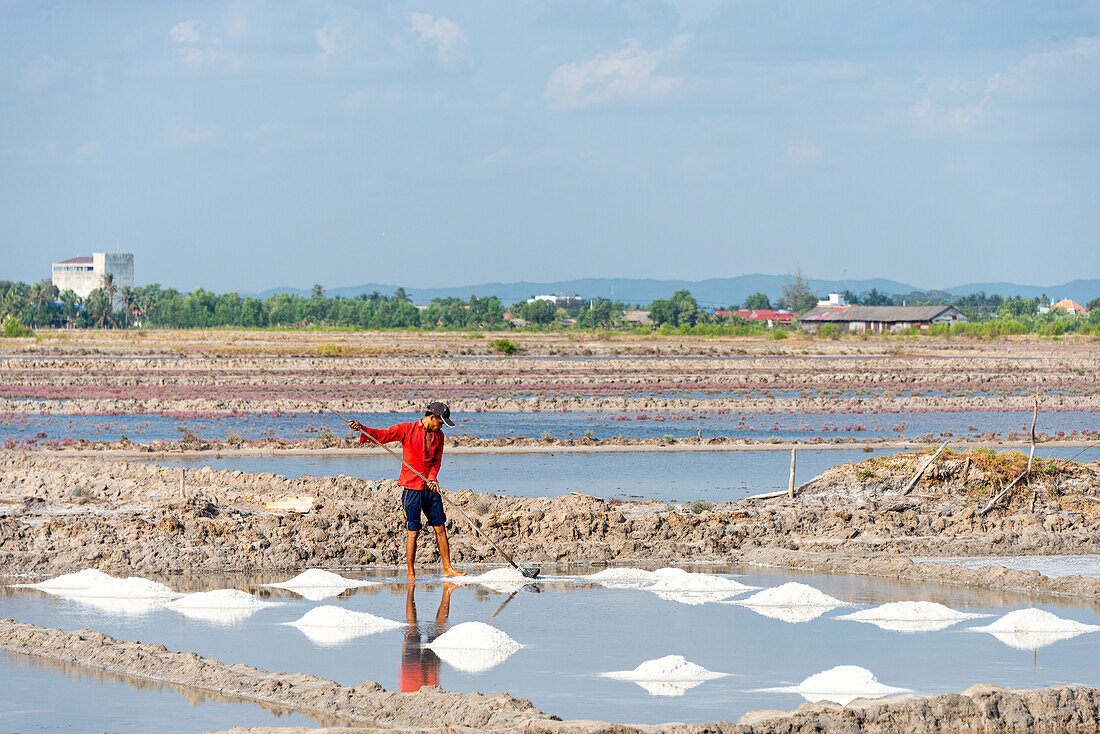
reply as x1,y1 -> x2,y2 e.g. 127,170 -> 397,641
433,525 -> 466,577
406,530 -> 419,583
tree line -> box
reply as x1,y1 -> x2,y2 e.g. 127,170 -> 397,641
1,276 -> 1097,335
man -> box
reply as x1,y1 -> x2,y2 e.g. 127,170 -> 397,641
347,401 -> 466,583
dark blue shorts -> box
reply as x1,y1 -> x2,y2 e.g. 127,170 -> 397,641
401,488 -> 446,531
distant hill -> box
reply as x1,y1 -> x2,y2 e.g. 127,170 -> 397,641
253,276 -> 1100,307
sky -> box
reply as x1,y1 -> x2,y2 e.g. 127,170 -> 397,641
2,1 -> 1099,294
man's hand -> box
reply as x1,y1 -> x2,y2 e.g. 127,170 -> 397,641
426,479 -> 439,492
347,419 -> 363,433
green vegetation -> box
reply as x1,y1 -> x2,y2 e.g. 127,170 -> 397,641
489,338 -> 517,354
2,315 -> 32,338
744,292 -> 771,310
1,276 -> 1095,337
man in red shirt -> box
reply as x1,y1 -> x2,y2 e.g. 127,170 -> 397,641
347,401 -> 466,583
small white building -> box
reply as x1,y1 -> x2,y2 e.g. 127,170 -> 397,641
52,252 -> 134,303
817,293 -> 849,308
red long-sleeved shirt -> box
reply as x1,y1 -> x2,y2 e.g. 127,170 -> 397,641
359,421 -> 443,491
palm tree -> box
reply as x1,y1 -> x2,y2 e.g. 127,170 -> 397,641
87,290 -> 116,329
119,286 -> 136,327
29,282 -> 45,327
101,272 -> 117,310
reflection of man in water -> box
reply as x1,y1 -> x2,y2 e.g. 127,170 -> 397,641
400,583 -> 457,692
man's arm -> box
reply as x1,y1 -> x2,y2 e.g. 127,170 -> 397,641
348,420 -> 406,445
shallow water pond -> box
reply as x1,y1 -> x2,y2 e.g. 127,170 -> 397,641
4,409 -> 1099,447
920,555 -> 1100,579
147,445 -> 1089,502
2,564 -> 1099,729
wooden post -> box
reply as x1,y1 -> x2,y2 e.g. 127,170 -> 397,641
901,441 -> 948,495
179,467 -> 185,498
788,449 -> 796,498
979,390 -> 1040,516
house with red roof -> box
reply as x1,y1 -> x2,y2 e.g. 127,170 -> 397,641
713,308 -> 797,327
1050,298 -> 1088,315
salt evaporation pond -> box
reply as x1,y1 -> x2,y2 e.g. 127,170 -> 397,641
2,564 -> 1100,728
919,555 -> 1100,579
5,409 -> 1099,446
148,445 -> 1088,503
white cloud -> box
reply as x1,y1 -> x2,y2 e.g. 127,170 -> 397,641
315,24 -> 343,58
786,139 -> 822,164
165,123 -> 217,146
410,12 -> 469,65
170,20 -> 200,45
77,141 -> 99,158
19,54 -> 66,91
544,34 -> 691,111
169,18 -> 237,70
907,36 -> 1100,135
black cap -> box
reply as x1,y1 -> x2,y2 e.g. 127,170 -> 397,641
426,401 -> 455,427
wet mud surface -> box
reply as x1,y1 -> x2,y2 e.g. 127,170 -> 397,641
2,451 -> 1100,586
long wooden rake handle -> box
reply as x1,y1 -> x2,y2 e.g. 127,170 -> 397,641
325,408 -> 527,573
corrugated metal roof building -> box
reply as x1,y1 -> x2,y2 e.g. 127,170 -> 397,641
799,305 -> 969,333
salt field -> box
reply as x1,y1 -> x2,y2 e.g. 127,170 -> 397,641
3,565 -> 1099,729
920,555 -> 1100,579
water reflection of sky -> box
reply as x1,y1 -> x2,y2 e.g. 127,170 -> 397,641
146,445 -> 1092,503
2,565 -> 1098,727
3,409 -> 1098,445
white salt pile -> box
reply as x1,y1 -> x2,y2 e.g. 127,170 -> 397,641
586,568 -> 657,583
731,582 -> 849,623
645,568 -> 756,603
263,569 -> 377,601
761,665 -> 911,706
646,568 -> 757,594
583,568 -> 659,588
41,574 -> 181,616
11,569 -> 114,592
837,601 -> 989,633
59,576 -> 179,599
602,655 -> 727,697
167,589 -> 283,625
736,582 -> 847,608
285,605 -> 405,646
969,608 -> 1100,650
426,621 -> 523,673
170,589 -> 278,610
449,568 -> 535,593
602,654 -> 726,681
428,621 -> 522,651
585,567 -> 757,603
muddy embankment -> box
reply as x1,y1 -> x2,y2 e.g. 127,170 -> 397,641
4,618 -> 1100,734
2,450 -> 1100,595
3,333 -> 1099,417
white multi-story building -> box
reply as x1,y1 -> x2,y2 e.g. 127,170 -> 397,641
52,252 -> 134,304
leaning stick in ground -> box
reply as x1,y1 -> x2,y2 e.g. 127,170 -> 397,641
901,441 -> 948,495
979,391 -> 1040,516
